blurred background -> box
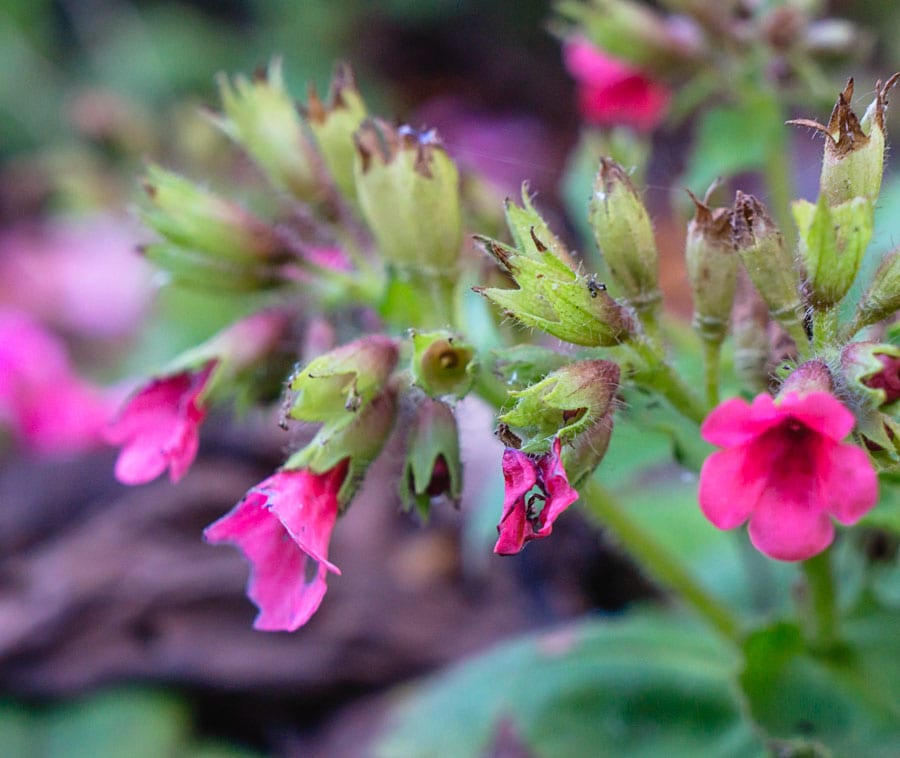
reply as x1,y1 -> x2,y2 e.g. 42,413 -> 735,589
2,0 -> 900,755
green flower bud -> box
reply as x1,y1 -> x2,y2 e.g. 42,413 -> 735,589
561,403 -> 616,489
354,119 -> 462,275
287,388 -> 398,504
214,59 -> 322,200
141,165 -> 287,266
684,191 -> 737,345
498,360 -> 620,453
849,250 -> 900,334
732,271 -> 773,394
304,62 -> 367,201
410,330 -> 476,398
793,195 -> 873,310
732,192 -> 806,344
475,235 -> 635,348
140,243 -> 284,292
288,335 -> 399,425
589,158 -> 660,314
400,397 -> 462,518
789,75 -> 900,206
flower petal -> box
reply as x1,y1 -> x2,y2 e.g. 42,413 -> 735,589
698,447 -> 759,529
777,392 -> 855,441
822,442 -> 879,525
701,395 -> 781,447
747,487 -> 835,561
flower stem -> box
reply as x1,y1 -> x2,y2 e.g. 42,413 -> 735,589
812,306 -> 840,352
580,478 -> 741,644
629,340 -> 708,425
702,339 -> 722,407
800,550 -> 840,652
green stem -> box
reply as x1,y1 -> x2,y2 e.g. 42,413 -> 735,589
702,339 -> 722,408
630,340 -> 708,425
800,550 -> 840,652
812,306 -> 840,352
581,478 -> 741,644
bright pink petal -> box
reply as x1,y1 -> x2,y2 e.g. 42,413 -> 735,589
747,487 -> 835,561
822,442 -> 879,525
777,392 -> 855,442
534,438 -> 579,538
564,39 -> 634,83
698,447 -> 759,529
701,395 -> 782,447
494,447 -> 539,556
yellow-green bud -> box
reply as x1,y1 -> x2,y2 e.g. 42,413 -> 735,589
850,250 -> 900,334
354,119 -> 462,275
214,59 -> 322,201
684,191 -> 736,344
789,76 -> 899,206
304,62 -> 367,201
793,195 -> 873,309
589,158 -> 660,314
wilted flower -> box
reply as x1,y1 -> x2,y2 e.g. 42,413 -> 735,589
204,460 -> 349,631
563,39 -> 670,132
698,391 -> 878,561
494,438 -> 580,555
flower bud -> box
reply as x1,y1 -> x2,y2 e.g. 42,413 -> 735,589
732,271 -> 773,393
684,191 -> 737,344
842,341 -> 900,409
561,405 -> 616,489
400,397 -> 462,518
288,335 -> 399,426
141,165 -> 287,266
850,250 -> 900,334
304,62 -> 367,201
793,195 -> 873,309
789,76 -> 900,206
410,330 -> 476,399
732,192 -> 806,342
475,235 -> 635,348
140,243 -> 284,292
589,158 -> 660,314
498,360 -> 620,452
214,59 -> 322,201
778,359 -> 833,398
287,387 -> 397,504
354,119 -> 462,275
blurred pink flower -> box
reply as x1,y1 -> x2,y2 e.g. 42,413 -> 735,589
204,460 -> 349,631
564,39 -> 670,132
0,308 -> 118,456
494,438 -> 579,555
699,392 -> 878,561
107,361 -> 215,484
0,214 -> 153,340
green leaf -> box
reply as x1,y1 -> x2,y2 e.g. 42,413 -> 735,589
376,611 -> 764,758
741,609 -> 900,754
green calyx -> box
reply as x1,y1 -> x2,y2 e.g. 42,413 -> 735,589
410,330 -> 476,399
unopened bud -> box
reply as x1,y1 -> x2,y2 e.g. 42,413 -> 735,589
304,62 -> 367,201
842,341 -> 900,409
214,59 -> 322,201
498,360 -> 620,452
410,331 -> 475,398
400,397 -> 462,518
354,119 -> 462,274
789,76 -> 900,206
561,405 -> 616,489
288,335 -> 399,425
684,191 -> 736,344
793,195 -> 873,309
778,359 -> 833,398
589,158 -> 659,314
850,250 -> 900,334
732,193 -> 806,341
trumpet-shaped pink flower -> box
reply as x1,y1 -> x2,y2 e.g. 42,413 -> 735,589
494,438 -> 580,555
204,460 -> 349,631
699,392 -> 878,561
107,361 -> 216,484
0,308 -> 117,456
564,39 -> 670,132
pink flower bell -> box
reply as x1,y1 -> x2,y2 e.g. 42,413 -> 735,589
204,460 -> 349,631
563,38 -> 670,132
494,438 -> 580,555
699,392 -> 878,561
107,361 -> 215,484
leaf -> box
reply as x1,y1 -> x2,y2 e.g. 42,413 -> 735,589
376,611 -> 765,758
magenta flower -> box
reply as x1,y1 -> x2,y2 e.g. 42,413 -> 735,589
699,392 -> 878,561
204,460 -> 349,631
563,39 -> 670,132
107,361 -> 216,484
0,308 -> 117,456
494,438 -> 580,555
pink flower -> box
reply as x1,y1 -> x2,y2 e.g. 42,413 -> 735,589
107,361 -> 216,484
204,460 -> 349,631
699,392 -> 878,561
563,39 -> 670,132
0,308 -> 118,456
494,438 -> 580,555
